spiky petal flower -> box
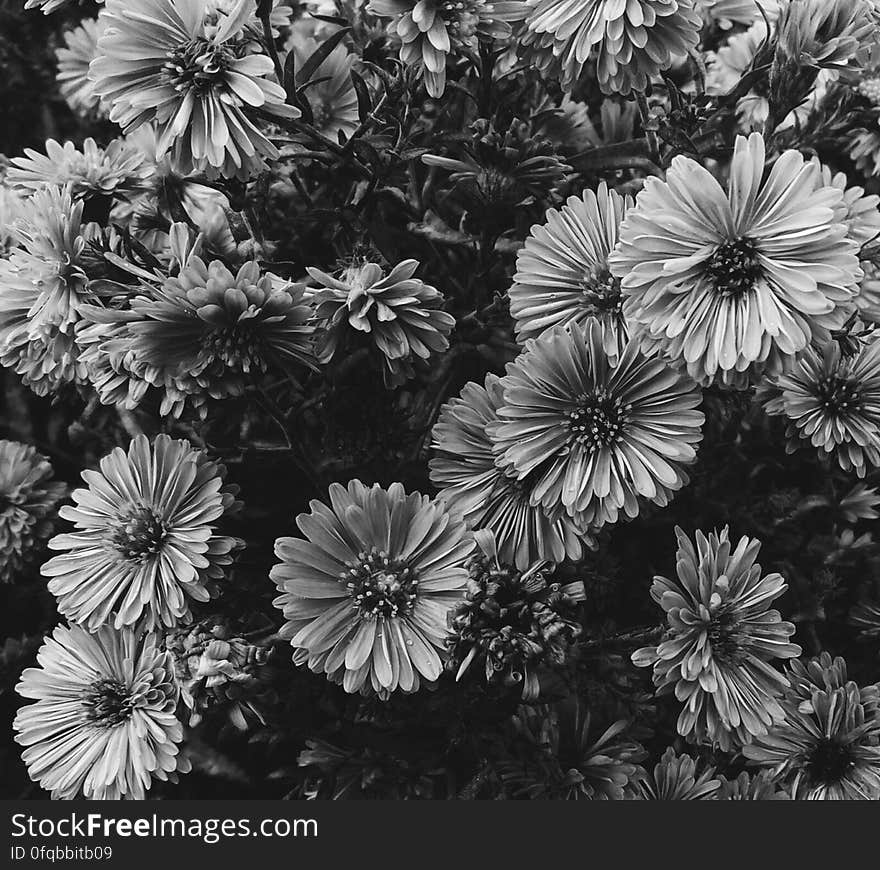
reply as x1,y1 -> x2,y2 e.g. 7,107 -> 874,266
13,625 -> 189,799
633,527 -> 801,751
609,133 -> 862,387
430,374 -> 592,569
123,258 -> 316,403
446,531 -> 586,698
367,0 -> 528,97
56,18 -> 108,118
489,321 -> 705,530
716,770 -> 790,800
509,183 -> 632,354
625,747 -> 721,799
743,671 -> 880,799
0,185 -> 90,396
271,480 -> 472,696
42,434 -> 242,632
759,338 -> 880,477
90,0 -> 300,180
8,138 -> 150,204
0,441 -> 66,584
521,0 -> 702,94
307,259 -> 455,388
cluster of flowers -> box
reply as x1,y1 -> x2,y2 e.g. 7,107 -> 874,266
2,0 -> 880,801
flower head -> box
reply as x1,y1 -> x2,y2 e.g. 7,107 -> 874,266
14,625 -> 189,799
42,434 -> 242,632
368,0 -> 528,97
759,337 -> 880,477
56,18 -> 109,118
626,747 -> 721,799
743,669 -> 880,799
308,259 -> 454,388
609,133 -> 862,386
430,374 -> 593,569
0,440 -> 66,584
124,258 -> 316,403
509,183 -> 632,354
717,769 -> 790,799
446,531 -> 585,698
90,0 -> 300,180
271,480 -> 472,696
633,527 -> 801,751
521,0 -> 702,94
490,321 -> 704,530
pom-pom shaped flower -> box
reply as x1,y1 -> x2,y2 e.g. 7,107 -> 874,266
56,17 -> 108,118
490,321 -> 705,530
367,0 -> 528,97
446,531 -> 586,698
626,747 -> 721,799
509,183 -> 632,354
123,258 -> 316,403
609,133 -> 862,386
0,185 -> 90,395
759,338 -> 880,477
7,138 -> 149,205
743,670 -> 880,799
307,259 -> 455,387
430,374 -> 592,570
521,0 -> 702,94
633,527 -> 801,751
42,434 -> 242,632
90,0 -> 300,180
13,624 -> 189,799
498,700 -> 646,799
271,480 -> 472,696
0,440 -> 66,584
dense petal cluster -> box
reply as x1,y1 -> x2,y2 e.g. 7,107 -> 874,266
521,0 -> 702,94
625,747 -> 721,799
308,259 -> 455,387
610,133 -> 862,386
13,625 -> 189,799
430,374 -> 593,569
271,480 -> 472,696
633,527 -> 801,751
490,321 -> 704,530
0,440 -> 66,584
90,0 -> 300,179
56,18 -> 109,117
42,434 -> 242,631
509,183 -> 632,353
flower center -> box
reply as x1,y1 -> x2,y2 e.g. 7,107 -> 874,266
816,375 -> 862,416
806,737 -> 855,785
163,38 -> 235,95
706,610 -> 745,664
206,325 -> 265,373
438,0 -> 483,40
110,506 -> 167,561
857,76 -> 880,106
567,391 -> 629,449
343,548 -> 419,618
581,264 -> 623,315
706,237 -> 762,297
82,678 -> 135,727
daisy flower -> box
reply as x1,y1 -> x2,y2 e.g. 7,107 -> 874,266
759,337 -> 880,477
56,17 -> 108,118
521,0 -> 702,94
609,132 -> 862,387
307,259 -> 455,388
0,440 -> 66,584
509,183 -> 632,354
13,624 -> 189,799
90,0 -> 300,180
490,321 -> 705,530
123,258 -> 316,403
367,0 -> 528,98
743,677 -> 880,799
42,434 -> 242,632
626,747 -> 721,799
809,157 -> 880,249
632,526 -> 801,751
270,480 -> 472,696
430,374 -> 592,569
